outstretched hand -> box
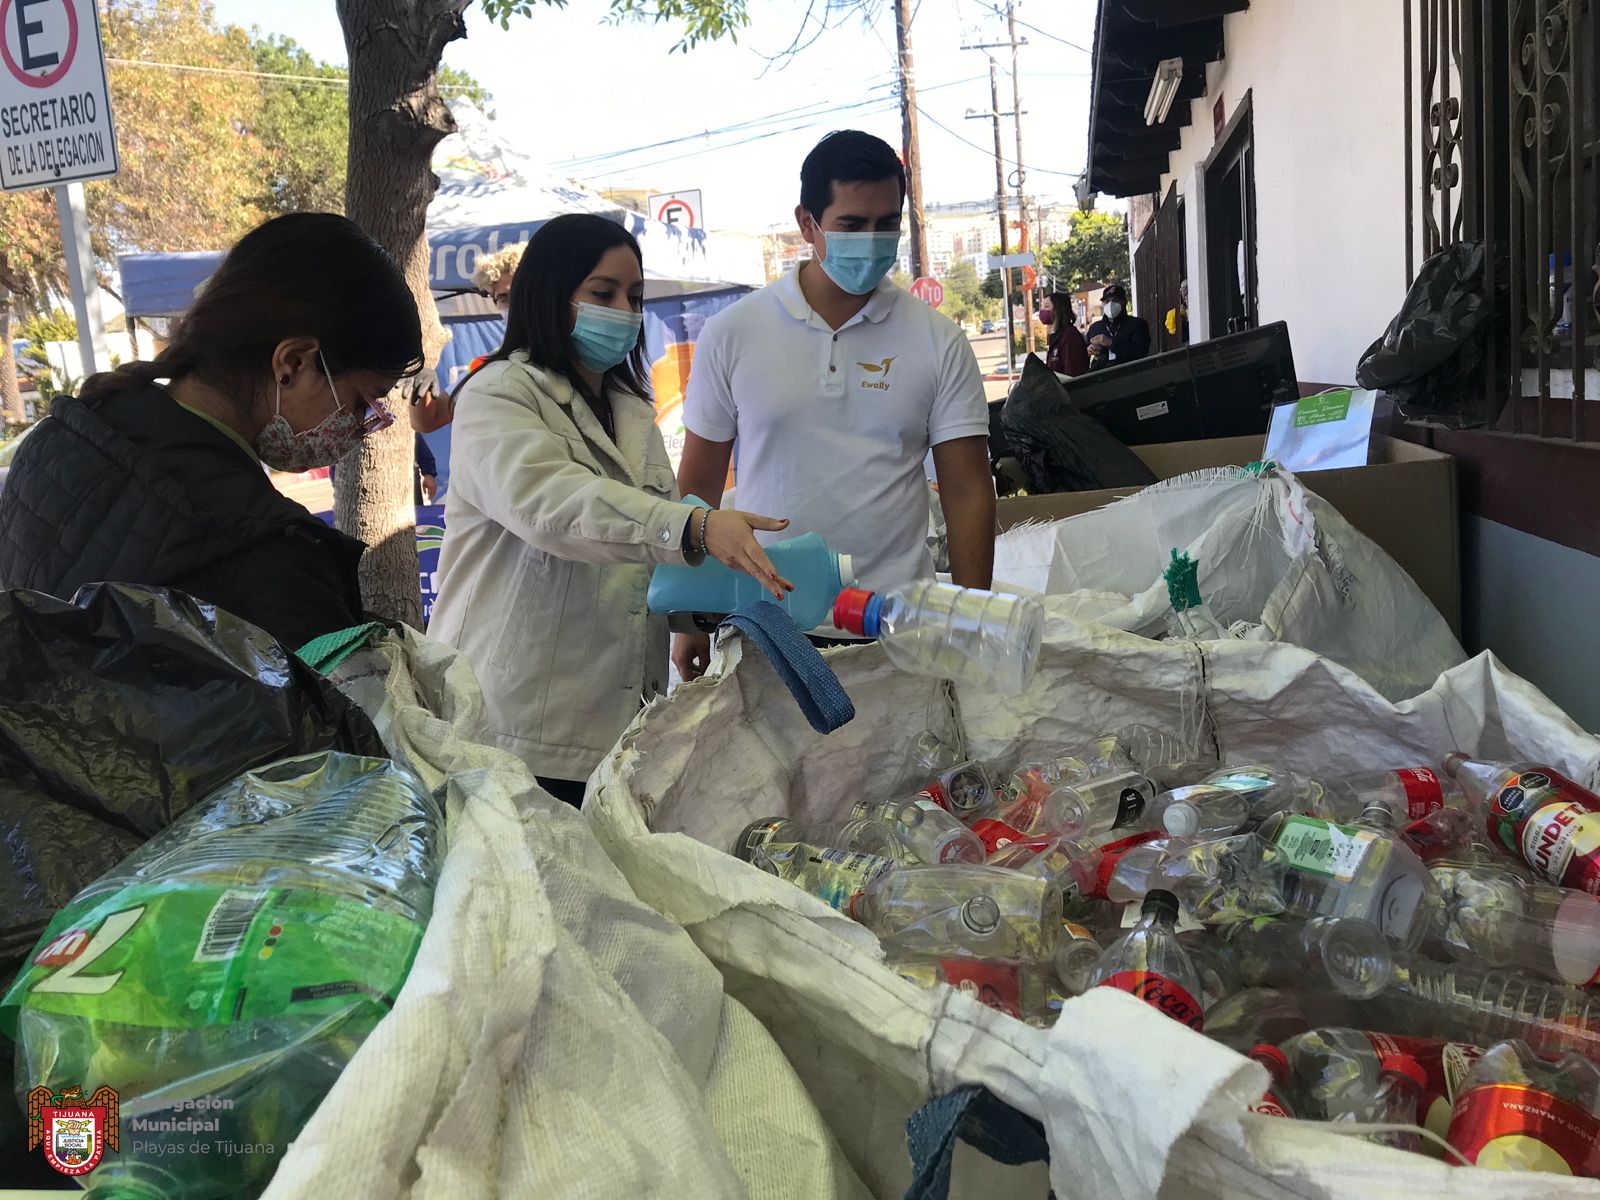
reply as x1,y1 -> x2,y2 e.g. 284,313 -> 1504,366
701,509 -> 794,601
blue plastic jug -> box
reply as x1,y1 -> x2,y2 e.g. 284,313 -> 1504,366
648,500 -> 852,630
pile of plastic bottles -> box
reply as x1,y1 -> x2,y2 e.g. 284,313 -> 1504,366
736,729 -> 1600,1175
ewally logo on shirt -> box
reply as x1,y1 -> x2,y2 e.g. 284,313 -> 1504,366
858,356 -> 896,390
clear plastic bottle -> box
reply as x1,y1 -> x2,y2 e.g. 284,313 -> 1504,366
1088,889 -> 1206,1031
1430,860 -> 1600,986
1219,915 -> 1393,999
1203,988 -> 1359,1053
1112,724 -> 1220,790
1160,781 -> 1313,839
1177,928 -> 1241,1008
1445,754 -> 1600,894
1038,771 -> 1160,840
848,864 -> 1063,962
1257,811 -> 1439,952
1374,958 -> 1600,1062
1318,768 -> 1464,825
1281,1027 -> 1397,1123
852,797 -> 986,865
1447,1039 -> 1600,1175
1247,1043 -> 1297,1118
1,753 -> 443,1200
1105,832 -> 1289,924
748,842 -> 898,911
918,760 -> 999,822
735,816 -> 901,863
1372,1053 -> 1428,1153
986,833 -> 1099,898
832,581 -> 1046,695
1053,919 -> 1105,995
1202,764 -> 1328,813
907,728 -> 962,777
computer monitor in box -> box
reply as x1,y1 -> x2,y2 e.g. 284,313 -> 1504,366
1062,321 -> 1299,446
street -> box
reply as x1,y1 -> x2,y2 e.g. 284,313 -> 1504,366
966,329 -> 1028,401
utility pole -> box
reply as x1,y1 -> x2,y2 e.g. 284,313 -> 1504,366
895,0 -> 930,281
965,58 -> 1016,377
1006,0 -> 1034,354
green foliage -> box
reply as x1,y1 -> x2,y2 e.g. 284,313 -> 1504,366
247,34 -> 492,216
1038,210 -> 1129,295
19,309 -> 76,352
480,0 -> 751,52
938,259 -> 990,325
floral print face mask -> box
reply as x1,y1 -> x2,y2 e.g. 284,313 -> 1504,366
255,350 -> 394,472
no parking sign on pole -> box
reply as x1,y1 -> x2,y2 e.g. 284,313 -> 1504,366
648,190 -> 703,230
0,0 -> 119,375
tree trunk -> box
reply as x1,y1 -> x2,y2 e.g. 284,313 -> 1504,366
0,288 -> 23,428
334,0 -> 467,627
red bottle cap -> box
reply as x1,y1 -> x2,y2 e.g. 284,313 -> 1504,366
1379,1053 -> 1427,1092
833,587 -> 875,635
1248,1043 -> 1290,1081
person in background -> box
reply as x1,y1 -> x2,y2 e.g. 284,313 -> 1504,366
415,433 -> 438,504
429,214 -> 789,806
1086,282 -> 1152,370
0,213 -> 423,650
675,130 -> 995,680
474,243 -> 528,312
1040,291 -> 1089,376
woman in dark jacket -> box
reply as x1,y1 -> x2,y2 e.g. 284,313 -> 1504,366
0,213 -> 423,650
1040,291 -> 1090,376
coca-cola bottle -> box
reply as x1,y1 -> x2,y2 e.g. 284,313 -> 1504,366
1088,890 -> 1206,1031
852,796 -> 986,865
1430,859 -> 1600,987
1318,767 -> 1464,826
1447,1039 -> 1600,1176
1218,915 -> 1393,999
1445,754 -> 1600,894
848,864 -> 1063,963
1399,804 -> 1481,865
1246,1043 -> 1296,1118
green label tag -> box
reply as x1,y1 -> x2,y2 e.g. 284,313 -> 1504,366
1271,814 -> 1375,881
1,881 -> 421,1034
1294,390 -> 1353,428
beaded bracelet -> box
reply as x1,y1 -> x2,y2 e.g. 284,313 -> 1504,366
696,508 -> 710,557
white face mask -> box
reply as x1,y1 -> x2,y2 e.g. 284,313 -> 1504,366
1103,301 -> 1125,320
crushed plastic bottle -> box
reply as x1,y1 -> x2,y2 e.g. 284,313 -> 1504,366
1,753 -> 443,1200
918,760 -> 999,823
1447,1038 -> 1600,1176
1089,890 -> 1206,1030
1445,754 -> 1600,894
1160,782 -> 1313,840
1218,915 -> 1393,999
1104,832 -> 1288,924
1430,859 -> 1600,986
832,581 -> 1045,695
748,841 -> 898,911
735,816 -> 901,862
847,865 -> 1063,963
1318,768 -> 1463,825
852,797 -> 986,865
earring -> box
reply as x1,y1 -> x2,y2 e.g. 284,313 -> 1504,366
280,375 -> 290,385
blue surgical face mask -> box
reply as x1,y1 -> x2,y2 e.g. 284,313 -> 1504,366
818,230 -> 901,295
570,301 -> 643,372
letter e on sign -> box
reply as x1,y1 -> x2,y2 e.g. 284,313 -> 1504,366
0,0 -> 119,191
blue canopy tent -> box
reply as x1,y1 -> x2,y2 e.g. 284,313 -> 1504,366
119,102 -> 763,487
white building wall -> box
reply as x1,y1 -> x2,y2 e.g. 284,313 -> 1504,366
1158,0 -> 1408,385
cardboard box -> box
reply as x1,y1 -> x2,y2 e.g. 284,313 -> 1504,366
995,436 -> 1461,635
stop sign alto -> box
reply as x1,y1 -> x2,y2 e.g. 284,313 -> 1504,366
909,276 -> 944,309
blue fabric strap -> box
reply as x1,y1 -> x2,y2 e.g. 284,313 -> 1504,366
719,601 -> 855,734
904,1085 -> 1051,1200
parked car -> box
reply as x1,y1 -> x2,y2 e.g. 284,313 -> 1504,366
980,319 -> 996,334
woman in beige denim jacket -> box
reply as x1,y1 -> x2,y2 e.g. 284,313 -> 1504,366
430,215 -> 789,804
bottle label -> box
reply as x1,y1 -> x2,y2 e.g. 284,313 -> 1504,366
1489,770 -> 1600,893
1097,970 -> 1204,1031
1272,814 -> 1376,882
919,784 -> 952,813
1111,786 -> 1148,830
1363,1032 -> 1484,1146
1394,768 -> 1445,818
1063,922 -> 1097,943
1120,903 -> 1205,934
806,848 -> 894,911
1448,1083 -> 1600,1176
970,817 -> 1030,855
940,959 -> 1021,1019
1248,1091 -> 1293,1119
1089,831 -> 1166,900
1,881 -> 420,1032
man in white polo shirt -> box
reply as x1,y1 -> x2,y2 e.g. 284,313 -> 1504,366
675,130 -> 995,679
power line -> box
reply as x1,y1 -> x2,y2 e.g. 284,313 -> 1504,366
104,57 -> 484,94
972,1 -> 1090,52
915,103 -> 1081,178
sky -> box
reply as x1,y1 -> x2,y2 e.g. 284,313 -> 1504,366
210,0 -> 1097,233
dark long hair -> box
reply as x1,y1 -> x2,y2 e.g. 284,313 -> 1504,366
1044,291 -> 1074,342
81,213 -> 422,410
464,214 -> 649,410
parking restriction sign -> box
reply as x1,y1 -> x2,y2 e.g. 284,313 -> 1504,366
0,0 -> 119,191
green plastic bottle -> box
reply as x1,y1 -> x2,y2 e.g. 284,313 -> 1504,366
2,753 -> 443,1199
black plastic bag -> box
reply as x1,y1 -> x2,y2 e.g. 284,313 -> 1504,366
0,583 -> 384,974
1356,241 -> 1493,425
1001,355 -> 1159,494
